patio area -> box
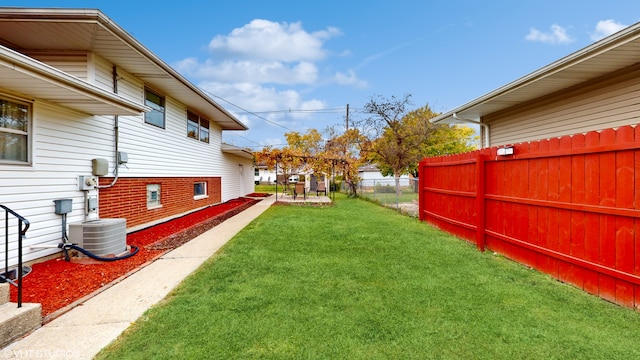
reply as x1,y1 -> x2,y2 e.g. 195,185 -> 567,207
274,192 -> 332,205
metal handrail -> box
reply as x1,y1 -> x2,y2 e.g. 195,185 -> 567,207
1,205 -> 30,308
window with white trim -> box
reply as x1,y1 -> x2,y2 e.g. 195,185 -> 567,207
144,88 -> 165,128
194,181 -> 208,199
0,97 -> 30,164
187,111 -> 210,143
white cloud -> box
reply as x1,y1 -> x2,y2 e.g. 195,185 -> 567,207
199,81 -> 328,123
525,24 -> 574,44
590,19 -> 628,41
173,19 -> 364,89
209,19 -> 341,62
174,19 -> 365,147
175,59 -> 318,85
333,70 -> 368,88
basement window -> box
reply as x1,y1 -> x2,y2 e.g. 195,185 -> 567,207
147,184 -> 161,209
194,181 -> 208,199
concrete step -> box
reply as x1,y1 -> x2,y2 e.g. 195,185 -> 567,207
0,302 -> 42,349
0,283 -> 8,306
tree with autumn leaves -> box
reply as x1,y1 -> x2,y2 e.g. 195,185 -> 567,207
254,94 -> 477,197
254,127 -> 365,197
360,94 -> 477,199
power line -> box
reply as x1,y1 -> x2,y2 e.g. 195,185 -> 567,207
240,108 -> 348,115
201,89 -> 294,131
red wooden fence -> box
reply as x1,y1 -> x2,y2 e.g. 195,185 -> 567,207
419,125 -> 640,309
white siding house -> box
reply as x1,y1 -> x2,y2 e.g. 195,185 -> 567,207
358,164 -> 411,186
431,21 -> 640,147
0,8 -> 252,267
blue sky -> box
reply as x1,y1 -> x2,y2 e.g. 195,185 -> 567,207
7,1 -> 640,148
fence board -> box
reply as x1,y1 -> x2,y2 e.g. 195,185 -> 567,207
635,127 -> 640,306
599,128 -> 617,302
568,134 -> 586,288
583,131 -> 601,294
615,126 -> 635,306
558,136 -> 573,281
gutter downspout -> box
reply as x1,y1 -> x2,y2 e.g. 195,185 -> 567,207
452,113 -> 490,148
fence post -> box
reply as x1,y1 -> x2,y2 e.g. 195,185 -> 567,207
418,160 -> 426,221
476,152 -> 486,251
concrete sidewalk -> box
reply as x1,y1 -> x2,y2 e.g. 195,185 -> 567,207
1,196 -> 275,360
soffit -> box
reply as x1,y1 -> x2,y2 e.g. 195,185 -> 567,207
221,144 -> 254,159
0,45 -> 146,115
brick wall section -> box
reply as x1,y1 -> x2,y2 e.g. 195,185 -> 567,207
98,177 -> 222,228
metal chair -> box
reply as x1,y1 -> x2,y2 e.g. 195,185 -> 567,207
293,182 -> 306,200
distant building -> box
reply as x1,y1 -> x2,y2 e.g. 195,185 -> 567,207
358,164 -> 411,186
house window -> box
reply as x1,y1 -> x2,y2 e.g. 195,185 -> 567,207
194,181 -> 207,199
147,184 -> 161,208
254,168 -> 259,176
0,97 -> 30,164
187,111 -> 210,143
145,88 -> 165,128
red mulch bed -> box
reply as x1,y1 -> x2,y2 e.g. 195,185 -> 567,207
245,192 -> 272,198
9,197 -> 261,319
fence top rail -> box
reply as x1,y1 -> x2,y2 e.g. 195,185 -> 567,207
422,125 -> 640,164
422,158 -> 477,166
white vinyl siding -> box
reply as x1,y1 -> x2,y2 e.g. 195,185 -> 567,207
26,52 -> 89,80
1,50 -> 243,267
485,67 -> 640,146
1,103 -> 110,265
220,153 -> 255,201
94,55 -> 143,103
115,97 -> 226,178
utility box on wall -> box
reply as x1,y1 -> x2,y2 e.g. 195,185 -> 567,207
92,158 -> 109,176
78,175 -> 97,191
53,199 -> 72,214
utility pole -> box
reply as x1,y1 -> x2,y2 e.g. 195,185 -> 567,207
345,104 -> 349,131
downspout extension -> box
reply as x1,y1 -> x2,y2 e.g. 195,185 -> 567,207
453,113 -> 490,148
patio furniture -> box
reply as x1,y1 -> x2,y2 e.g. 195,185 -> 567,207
316,181 -> 327,196
293,182 -> 306,200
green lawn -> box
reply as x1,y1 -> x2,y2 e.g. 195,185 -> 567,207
97,195 -> 640,359
359,190 -> 417,205
254,184 -> 277,193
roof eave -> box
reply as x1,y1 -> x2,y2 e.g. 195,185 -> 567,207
221,144 -> 254,160
432,21 -> 640,125
91,10 -> 248,130
0,44 -> 147,115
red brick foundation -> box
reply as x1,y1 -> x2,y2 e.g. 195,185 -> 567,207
98,177 -> 222,228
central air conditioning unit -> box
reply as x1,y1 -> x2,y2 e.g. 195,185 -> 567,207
68,218 -> 127,257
